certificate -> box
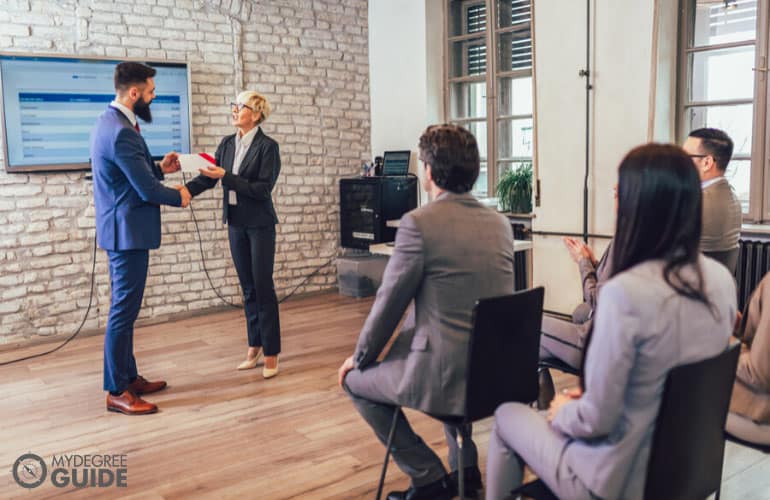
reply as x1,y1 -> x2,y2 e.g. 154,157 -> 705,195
178,153 -> 216,173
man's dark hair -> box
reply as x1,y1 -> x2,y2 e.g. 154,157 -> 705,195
688,127 -> 733,171
114,62 -> 156,92
418,124 -> 480,193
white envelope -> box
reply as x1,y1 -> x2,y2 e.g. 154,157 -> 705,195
178,153 -> 216,173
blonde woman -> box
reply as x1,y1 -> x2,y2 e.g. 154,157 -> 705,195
183,91 -> 281,378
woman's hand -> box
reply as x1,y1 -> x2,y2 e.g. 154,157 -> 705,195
198,165 -> 225,179
563,237 -> 597,266
547,388 -> 582,422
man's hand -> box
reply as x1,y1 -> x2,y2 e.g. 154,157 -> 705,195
175,185 -> 191,208
198,165 -> 226,179
562,237 -> 597,266
338,355 -> 355,387
160,152 -> 181,174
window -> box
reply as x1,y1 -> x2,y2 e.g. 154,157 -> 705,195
679,0 -> 770,220
447,0 -> 534,202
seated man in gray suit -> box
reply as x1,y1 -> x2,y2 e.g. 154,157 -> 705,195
683,127 -> 742,273
338,124 -> 515,500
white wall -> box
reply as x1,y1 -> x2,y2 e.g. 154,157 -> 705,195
0,0 -> 371,342
532,0 -> 671,314
368,0 -> 678,314
368,0 -> 444,177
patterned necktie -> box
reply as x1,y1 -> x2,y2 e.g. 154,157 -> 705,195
134,122 -> 140,133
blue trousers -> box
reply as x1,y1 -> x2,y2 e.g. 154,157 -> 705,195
228,225 -> 281,355
103,249 -> 149,393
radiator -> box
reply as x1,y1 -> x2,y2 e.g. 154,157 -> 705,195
735,240 -> 770,312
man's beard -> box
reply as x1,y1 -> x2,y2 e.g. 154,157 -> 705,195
135,96 -> 153,123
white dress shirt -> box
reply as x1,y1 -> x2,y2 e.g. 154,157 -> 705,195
229,126 -> 259,205
701,177 -> 724,190
110,100 -> 137,128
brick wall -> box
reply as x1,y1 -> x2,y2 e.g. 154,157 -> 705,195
0,0 -> 370,343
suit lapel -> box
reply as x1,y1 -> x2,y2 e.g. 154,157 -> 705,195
223,136 -> 236,173
238,128 -> 263,177
109,107 -> 158,176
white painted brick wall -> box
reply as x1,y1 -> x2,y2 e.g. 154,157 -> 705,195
0,0 -> 370,343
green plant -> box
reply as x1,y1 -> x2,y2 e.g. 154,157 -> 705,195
496,162 -> 533,213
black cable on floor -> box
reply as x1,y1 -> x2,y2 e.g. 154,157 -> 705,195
0,178 -> 337,367
181,173 -> 336,307
0,234 -> 98,367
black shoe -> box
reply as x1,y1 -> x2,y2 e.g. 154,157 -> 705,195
448,466 -> 483,497
386,476 -> 452,500
537,367 -> 555,410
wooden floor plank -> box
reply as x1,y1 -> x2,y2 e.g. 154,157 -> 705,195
0,292 -> 767,499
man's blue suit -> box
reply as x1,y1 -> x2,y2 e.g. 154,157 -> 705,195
90,106 -> 182,393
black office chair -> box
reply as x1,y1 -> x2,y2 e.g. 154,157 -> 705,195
724,431 -> 770,467
513,342 -> 740,500
375,287 -> 544,500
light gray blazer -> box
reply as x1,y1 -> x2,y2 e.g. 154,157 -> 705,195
551,256 -> 736,499
353,191 -> 515,416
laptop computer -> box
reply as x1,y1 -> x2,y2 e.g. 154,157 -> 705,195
382,150 -> 411,176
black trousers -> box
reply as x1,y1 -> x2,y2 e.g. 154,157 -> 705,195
228,225 -> 281,355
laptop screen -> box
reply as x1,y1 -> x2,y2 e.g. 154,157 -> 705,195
382,150 -> 410,176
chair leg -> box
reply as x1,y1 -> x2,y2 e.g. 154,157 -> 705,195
376,407 -> 401,500
457,425 -> 465,500
537,368 -> 555,410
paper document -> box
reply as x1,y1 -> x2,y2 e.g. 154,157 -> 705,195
179,153 -> 216,173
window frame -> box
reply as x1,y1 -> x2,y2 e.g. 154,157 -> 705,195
445,0 -> 535,204
677,0 -> 770,221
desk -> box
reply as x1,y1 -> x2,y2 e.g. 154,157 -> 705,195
370,239 -> 533,256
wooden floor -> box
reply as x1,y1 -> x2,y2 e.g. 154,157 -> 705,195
0,292 -> 769,499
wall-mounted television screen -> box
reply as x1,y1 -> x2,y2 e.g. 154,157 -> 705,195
0,53 -> 192,172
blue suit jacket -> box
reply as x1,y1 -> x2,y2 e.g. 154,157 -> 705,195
90,107 -> 182,250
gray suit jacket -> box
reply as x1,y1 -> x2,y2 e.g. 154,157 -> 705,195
552,256 -> 736,499
353,191 -> 515,416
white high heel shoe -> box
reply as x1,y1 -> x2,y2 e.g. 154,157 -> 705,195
236,349 -> 262,370
262,356 -> 279,379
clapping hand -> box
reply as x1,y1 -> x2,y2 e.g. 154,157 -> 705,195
175,185 -> 191,208
562,237 -> 597,266
160,152 -> 181,174
198,165 -> 226,179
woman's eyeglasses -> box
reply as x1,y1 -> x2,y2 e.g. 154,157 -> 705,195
230,102 -> 253,112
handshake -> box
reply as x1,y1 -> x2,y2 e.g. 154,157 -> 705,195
174,185 -> 192,208
158,152 -> 192,208
159,151 -> 225,209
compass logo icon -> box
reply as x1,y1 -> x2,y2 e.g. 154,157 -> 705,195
12,453 -> 47,489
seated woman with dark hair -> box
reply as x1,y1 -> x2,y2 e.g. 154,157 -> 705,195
485,143 -> 737,500
727,272 -> 770,445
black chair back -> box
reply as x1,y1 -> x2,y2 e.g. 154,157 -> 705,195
644,342 -> 740,500
463,287 -> 544,422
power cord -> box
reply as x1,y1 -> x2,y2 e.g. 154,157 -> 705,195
181,172 -> 337,307
0,234 -> 98,367
0,181 -> 337,366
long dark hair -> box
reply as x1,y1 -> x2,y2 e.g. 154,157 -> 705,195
580,143 -> 713,389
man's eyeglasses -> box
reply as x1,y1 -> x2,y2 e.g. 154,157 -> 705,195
230,102 -> 253,112
687,154 -> 709,159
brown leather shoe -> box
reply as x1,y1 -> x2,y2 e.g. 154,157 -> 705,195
128,375 -> 167,395
106,391 -> 158,415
